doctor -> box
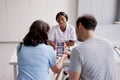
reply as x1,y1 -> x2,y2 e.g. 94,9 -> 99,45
48,11 -> 76,50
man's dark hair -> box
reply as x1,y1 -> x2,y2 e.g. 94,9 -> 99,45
56,11 -> 68,21
76,14 -> 97,30
23,20 -> 50,46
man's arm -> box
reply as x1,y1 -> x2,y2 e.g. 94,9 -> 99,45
69,48 -> 82,80
69,71 -> 81,80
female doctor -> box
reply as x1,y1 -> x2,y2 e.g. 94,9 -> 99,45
48,11 -> 76,50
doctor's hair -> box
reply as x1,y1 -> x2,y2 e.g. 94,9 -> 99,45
23,20 -> 50,46
76,14 -> 97,31
56,11 -> 68,21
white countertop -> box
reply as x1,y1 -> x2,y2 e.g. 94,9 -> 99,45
9,50 -> 17,65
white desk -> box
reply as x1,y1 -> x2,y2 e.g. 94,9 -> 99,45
9,50 -> 17,80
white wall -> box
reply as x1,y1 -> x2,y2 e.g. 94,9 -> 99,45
95,24 -> 120,47
0,0 -> 77,42
78,0 -> 117,25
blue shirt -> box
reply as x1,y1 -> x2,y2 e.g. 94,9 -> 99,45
17,44 -> 56,80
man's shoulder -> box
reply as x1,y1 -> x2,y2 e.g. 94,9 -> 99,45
72,43 -> 84,53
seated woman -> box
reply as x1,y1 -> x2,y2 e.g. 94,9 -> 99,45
17,20 -> 67,80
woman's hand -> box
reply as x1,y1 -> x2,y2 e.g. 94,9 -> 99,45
48,40 -> 56,50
